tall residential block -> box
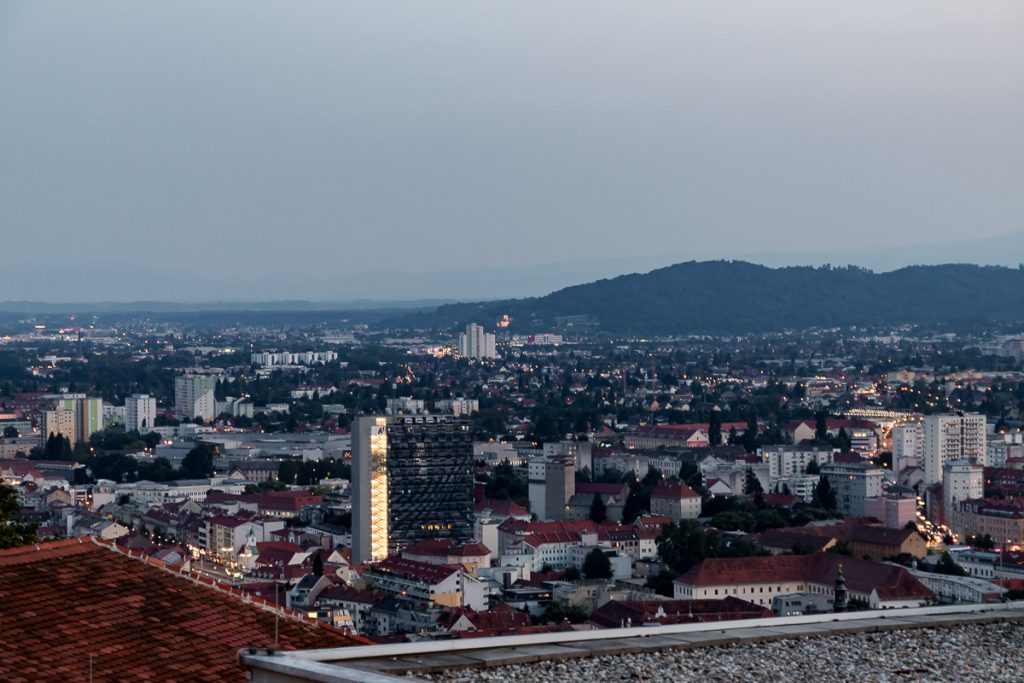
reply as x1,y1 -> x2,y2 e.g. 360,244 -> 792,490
125,394 -> 158,433
821,461 -> 884,517
41,408 -> 78,444
458,323 -> 498,360
351,414 -> 474,564
922,413 -> 986,484
43,395 -> 105,444
174,375 -> 217,422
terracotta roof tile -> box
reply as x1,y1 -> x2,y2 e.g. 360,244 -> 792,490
0,538 -> 365,681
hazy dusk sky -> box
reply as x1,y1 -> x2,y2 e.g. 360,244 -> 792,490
1,1 -> 1022,301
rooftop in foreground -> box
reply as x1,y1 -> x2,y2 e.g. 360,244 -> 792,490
239,602 -> 1024,682
0,538 -> 365,682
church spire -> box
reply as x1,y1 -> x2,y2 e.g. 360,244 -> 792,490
833,563 -> 848,613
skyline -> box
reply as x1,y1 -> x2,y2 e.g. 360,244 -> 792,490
1,229 -> 1023,306
2,1 -> 1022,301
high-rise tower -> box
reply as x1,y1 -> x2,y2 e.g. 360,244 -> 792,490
351,414 -> 475,564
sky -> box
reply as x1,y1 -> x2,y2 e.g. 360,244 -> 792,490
1,1 -> 1022,302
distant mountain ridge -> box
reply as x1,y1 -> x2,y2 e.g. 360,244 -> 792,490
390,261 -> 1024,334
0,299 -> 455,314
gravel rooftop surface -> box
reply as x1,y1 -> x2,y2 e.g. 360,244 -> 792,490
419,621 -> 1024,682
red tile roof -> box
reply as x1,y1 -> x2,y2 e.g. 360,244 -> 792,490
675,553 -> 932,601
475,497 -> 530,517
371,556 -> 461,585
436,603 -> 532,632
317,585 -> 388,605
0,538 -> 366,682
403,539 -> 492,558
756,522 -> 917,550
651,479 -> 700,500
590,597 -> 771,628
524,530 -> 582,547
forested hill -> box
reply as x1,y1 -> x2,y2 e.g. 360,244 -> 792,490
387,261 -> 1024,335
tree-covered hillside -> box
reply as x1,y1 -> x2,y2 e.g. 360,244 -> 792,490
387,261 -> 1024,334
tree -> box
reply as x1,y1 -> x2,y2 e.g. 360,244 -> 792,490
966,534 -> 996,551
620,488 -> 644,525
741,412 -> 758,452
711,511 -> 755,533
657,520 -> 719,575
42,433 -> 72,460
3,425 -> 18,438
743,468 -> 763,495
92,453 -> 138,483
0,484 -> 36,549
884,553 -> 916,568
582,548 -> 613,579
812,475 -> 837,510
562,566 -> 581,581
835,427 -> 851,452
312,552 -> 324,577
137,457 -> 175,482
815,411 -> 829,441
537,602 -> 589,625
589,493 -> 607,524
709,412 -> 722,446
933,552 -> 968,577
805,460 -> 821,475
678,461 -> 705,495
180,444 -> 215,479
645,569 -> 677,597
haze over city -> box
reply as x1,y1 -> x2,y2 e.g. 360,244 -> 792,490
2,1 -> 1022,301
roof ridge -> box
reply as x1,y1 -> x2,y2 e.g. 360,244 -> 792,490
0,537 -> 93,565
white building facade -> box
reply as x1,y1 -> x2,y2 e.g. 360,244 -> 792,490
458,323 -> 498,360
174,375 -> 217,422
125,394 -> 158,433
922,413 -> 986,484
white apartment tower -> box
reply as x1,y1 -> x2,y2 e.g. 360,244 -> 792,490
922,413 -> 986,484
174,375 -> 217,422
892,423 -> 922,472
942,460 -> 983,532
125,394 -> 158,433
458,323 -> 498,360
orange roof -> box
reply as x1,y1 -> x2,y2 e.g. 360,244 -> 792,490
651,479 -> 700,500
0,538 -> 366,682
675,554 -> 932,601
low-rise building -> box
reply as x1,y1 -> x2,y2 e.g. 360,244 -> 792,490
402,539 -> 493,577
949,498 -> 1024,547
649,479 -> 701,523
673,554 -> 932,610
362,556 -> 487,610
908,568 -> 1005,603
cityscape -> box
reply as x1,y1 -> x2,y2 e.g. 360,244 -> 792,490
3,308 -> 1024,679
2,1 -> 1023,682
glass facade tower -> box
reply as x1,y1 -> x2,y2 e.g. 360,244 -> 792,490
352,414 -> 475,564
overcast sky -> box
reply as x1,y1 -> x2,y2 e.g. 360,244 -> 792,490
1,1 -> 1022,302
